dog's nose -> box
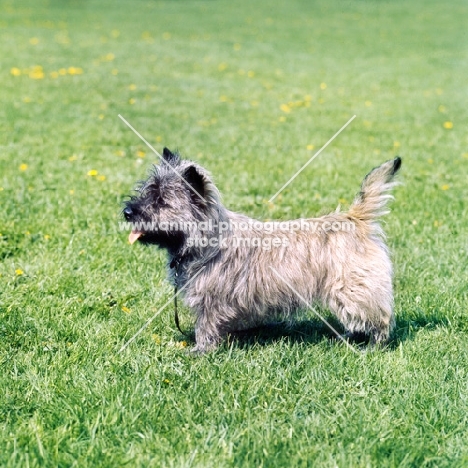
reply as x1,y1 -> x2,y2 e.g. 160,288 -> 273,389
123,207 -> 133,221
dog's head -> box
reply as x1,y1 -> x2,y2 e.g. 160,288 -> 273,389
123,148 -> 224,253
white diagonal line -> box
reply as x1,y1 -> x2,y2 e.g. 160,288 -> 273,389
269,266 -> 360,354
268,115 -> 356,203
118,114 -> 207,203
118,266 -> 206,353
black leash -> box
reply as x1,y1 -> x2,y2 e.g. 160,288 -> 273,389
170,257 -> 187,336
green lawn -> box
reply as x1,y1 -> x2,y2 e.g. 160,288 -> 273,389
1,0 -> 468,466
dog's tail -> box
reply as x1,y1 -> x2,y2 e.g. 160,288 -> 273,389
348,157 -> 401,223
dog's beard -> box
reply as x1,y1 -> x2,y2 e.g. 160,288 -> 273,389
134,229 -> 186,252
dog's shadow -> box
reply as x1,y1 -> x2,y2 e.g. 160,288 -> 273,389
177,309 -> 449,351
229,318 -> 342,350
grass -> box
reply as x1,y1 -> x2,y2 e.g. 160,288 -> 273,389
1,0 -> 467,466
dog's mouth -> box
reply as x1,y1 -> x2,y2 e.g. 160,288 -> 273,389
128,230 -> 143,244
127,229 -> 186,253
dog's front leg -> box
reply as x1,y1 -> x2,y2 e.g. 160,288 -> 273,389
191,312 -> 222,353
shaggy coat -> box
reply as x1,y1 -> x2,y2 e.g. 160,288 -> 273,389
124,148 -> 401,352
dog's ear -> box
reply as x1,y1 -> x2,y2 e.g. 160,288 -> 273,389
162,147 -> 180,165
182,165 -> 206,202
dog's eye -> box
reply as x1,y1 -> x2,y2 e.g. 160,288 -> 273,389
148,195 -> 169,209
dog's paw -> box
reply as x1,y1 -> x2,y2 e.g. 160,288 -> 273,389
189,340 -> 220,355
189,345 -> 206,355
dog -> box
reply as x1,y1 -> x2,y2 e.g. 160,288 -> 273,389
123,148 -> 401,353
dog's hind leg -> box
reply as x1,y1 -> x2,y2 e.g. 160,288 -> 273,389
327,290 -> 395,345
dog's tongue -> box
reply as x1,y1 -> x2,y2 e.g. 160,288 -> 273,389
128,230 -> 143,244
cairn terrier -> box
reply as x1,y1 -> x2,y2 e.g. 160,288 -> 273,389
123,148 -> 401,353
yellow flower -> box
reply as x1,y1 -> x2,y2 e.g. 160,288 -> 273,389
15,269 -> 24,276
128,83 -> 137,90
69,190 -> 74,195
29,71 -> 44,79
129,98 -> 136,105
393,141 -> 401,148
443,121 -> 453,129
438,105 -> 446,113
68,155 -> 78,161
365,100 -> 372,107
278,116 -> 286,122
50,71 -> 59,79
111,69 -> 118,75
19,163 -> 28,171
29,37 -> 39,45
306,144 -> 314,151
155,136 -> 162,142
441,184 -> 449,191
115,150 -> 125,157
433,220 -> 440,227
58,68 -> 67,75
428,158 -> 433,164
104,53 -> 115,61
219,95 -> 229,102
68,67 -> 83,75
320,82 -> 327,90
163,378 -> 172,384
29,66 -> 44,79
218,63 -> 227,71
10,67 -> 21,76
97,175 -> 106,181
87,169 -> 98,176
280,104 -> 291,113
462,153 -> 468,159
98,114 -> 104,120
121,306 -> 131,314
152,334 -> 161,344
44,234 -> 50,240
136,150 -> 145,158
247,70 -> 255,78
233,43 -> 241,51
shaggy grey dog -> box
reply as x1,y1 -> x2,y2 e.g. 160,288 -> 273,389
123,148 -> 401,353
